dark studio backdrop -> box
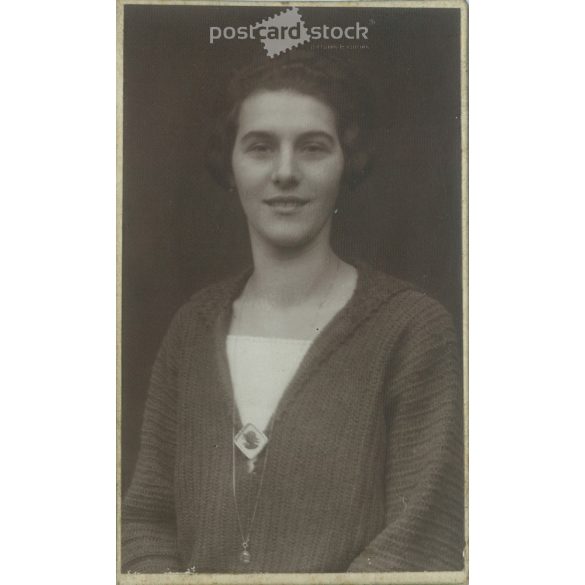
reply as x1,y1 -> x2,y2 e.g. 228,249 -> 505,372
121,4 -> 462,494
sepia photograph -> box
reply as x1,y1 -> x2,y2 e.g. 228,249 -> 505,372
118,1 -> 468,582
7,1 -> 585,585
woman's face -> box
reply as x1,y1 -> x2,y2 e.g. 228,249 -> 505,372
231,90 -> 344,250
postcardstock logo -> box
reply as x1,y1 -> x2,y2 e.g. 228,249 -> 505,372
208,8 -> 369,58
255,8 -> 310,58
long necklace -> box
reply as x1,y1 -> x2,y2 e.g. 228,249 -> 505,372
310,257 -> 340,335
230,256 -> 341,564
231,409 -> 274,564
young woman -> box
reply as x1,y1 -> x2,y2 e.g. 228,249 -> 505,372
122,53 -> 464,574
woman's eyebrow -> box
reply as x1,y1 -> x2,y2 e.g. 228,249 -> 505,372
296,131 -> 335,145
239,131 -> 274,143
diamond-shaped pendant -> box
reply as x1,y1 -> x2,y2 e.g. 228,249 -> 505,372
234,423 -> 268,460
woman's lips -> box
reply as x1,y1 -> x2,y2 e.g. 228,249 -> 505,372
263,196 -> 309,211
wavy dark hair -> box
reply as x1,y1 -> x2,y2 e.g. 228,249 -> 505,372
205,51 -> 377,194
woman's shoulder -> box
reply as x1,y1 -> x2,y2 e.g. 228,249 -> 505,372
356,267 -> 460,384
355,264 -> 456,336
165,271 -> 249,336
187,272 -> 247,309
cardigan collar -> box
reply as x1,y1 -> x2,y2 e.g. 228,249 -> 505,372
192,263 -> 414,428
192,262 -> 413,335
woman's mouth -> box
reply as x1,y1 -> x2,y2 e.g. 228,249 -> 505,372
263,196 -> 309,212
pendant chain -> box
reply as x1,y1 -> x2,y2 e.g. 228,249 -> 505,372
230,255 -> 340,563
231,407 -> 274,562
312,257 -> 340,334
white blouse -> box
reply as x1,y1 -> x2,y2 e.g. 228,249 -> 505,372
226,335 -> 312,432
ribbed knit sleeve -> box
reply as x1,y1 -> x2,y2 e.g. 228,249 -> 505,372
121,311 -> 184,573
348,297 -> 465,572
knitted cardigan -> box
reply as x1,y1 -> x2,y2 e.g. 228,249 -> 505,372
122,266 -> 465,573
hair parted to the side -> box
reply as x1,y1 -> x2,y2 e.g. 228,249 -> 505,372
205,51 -> 377,194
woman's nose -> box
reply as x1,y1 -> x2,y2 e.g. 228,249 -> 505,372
271,148 -> 299,188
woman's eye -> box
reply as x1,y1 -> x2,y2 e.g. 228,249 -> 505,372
301,142 -> 329,154
247,143 -> 273,155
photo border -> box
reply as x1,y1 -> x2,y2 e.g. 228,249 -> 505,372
116,1 -> 469,583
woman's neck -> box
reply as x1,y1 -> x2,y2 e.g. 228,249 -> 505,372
246,235 -> 338,309
233,231 -> 358,339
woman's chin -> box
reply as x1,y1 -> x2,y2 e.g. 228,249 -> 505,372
250,219 -> 332,253
259,230 -> 322,252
